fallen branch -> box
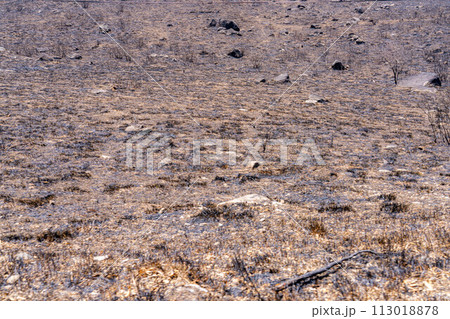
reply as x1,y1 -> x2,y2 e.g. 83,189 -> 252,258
274,250 -> 379,291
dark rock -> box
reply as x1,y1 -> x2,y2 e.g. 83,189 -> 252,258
209,19 -> 217,27
310,24 -> 321,29
227,49 -> 244,58
331,60 -> 346,70
220,20 -> 240,31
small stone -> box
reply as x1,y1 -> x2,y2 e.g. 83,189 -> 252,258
0,47 -> 6,52
91,89 -> 107,94
256,77 -> 266,83
6,275 -> 20,284
125,125 -> 143,132
305,94 -> 328,104
38,54 -> 53,61
274,73 -> 290,83
331,60 -> 347,70
227,49 -> 243,59
247,161 -> 260,169
310,24 -> 321,29
99,24 -> 111,34
93,255 -> 109,261
209,19 -> 217,27
348,33 -> 359,41
68,53 -> 82,60
218,194 -> 271,206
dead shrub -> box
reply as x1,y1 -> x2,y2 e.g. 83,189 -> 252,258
110,47 -> 131,61
195,202 -> 253,220
36,227 -> 75,242
17,194 -> 55,207
380,201 -> 409,215
420,92 -> 450,145
318,202 -> 353,213
307,219 -> 327,236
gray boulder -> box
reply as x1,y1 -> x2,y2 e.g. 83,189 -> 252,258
274,73 -> 290,83
398,72 -> 441,92
219,20 -> 240,31
227,49 -> 243,58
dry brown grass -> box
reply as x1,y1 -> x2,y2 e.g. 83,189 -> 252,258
0,0 -> 448,301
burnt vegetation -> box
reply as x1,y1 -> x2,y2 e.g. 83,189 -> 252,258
0,0 -> 448,301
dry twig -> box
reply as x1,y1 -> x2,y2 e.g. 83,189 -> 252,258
274,250 -> 379,291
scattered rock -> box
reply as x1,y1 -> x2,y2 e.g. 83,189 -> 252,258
238,173 -> 260,183
218,194 -> 271,206
38,54 -> 53,61
255,76 -> 266,83
273,73 -> 290,83
125,125 -> 143,132
209,19 -> 217,27
227,49 -> 243,58
305,94 -> 328,104
0,47 -> 5,53
348,33 -> 359,41
91,89 -> 107,94
99,24 -> 111,34
398,72 -> 441,93
93,255 -> 109,262
310,24 -> 321,29
218,28 -> 241,36
356,40 -> 365,45
219,20 -> 240,31
36,47 -> 49,53
246,161 -> 260,169
401,72 -> 441,87
384,144 -> 398,150
68,53 -> 82,60
355,8 -> 364,14
331,60 -> 347,70
6,275 -> 20,284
